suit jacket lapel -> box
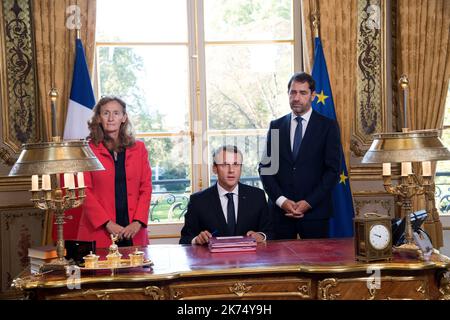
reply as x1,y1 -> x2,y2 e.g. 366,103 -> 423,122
93,143 -> 113,159
280,114 -> 294,164
210,184 -> 228,234
295,110 -> 318,162
236,183 -> 248,234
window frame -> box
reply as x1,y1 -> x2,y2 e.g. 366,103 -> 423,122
94,0 -> 304,229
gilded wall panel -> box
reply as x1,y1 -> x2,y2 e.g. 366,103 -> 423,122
351,0 -> 390,159
0,0 -> 41,160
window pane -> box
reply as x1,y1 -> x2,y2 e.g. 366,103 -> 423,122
435,129 -> 450,214
98,46 -> 189,132
141,137 -> 191,223
208,135 -> 265,189
206,44 -> 292,130
96,0 -> 187,42
204,0 -> 292,41
436,88 -> 450,214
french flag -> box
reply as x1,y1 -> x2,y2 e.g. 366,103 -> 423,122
63,38 -> 95,140
55,39 -> 95,241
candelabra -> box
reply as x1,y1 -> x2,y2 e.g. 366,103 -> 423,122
9,136 -> 104,268
422,176 -> 443,248
364,128 -> 450,257
382,163 -> 428,249
30,170 -> 86,265
362,75 -> 450,257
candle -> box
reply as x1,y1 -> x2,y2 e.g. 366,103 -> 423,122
64,173 -> 74,189
42,174 -> 51,190
77,172 -> 85,188
63,173 -> 69,188
401,162 -> 412,176
31,175 -> 39,191
382,163 -> 391,176
69,173 -> 75,189
422,161 -> 432,177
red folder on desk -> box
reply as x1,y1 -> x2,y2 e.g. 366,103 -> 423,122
208,236 -> 256,253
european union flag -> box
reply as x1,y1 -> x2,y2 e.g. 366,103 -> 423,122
311,37 -> 354,237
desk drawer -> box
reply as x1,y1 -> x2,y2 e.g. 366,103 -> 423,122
43,285 -> 166,300
318,276 -> 431,300
169,276 -> 312,300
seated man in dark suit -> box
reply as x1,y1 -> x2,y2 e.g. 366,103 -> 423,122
179,145 -> 273,245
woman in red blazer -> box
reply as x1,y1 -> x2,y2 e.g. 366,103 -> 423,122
77,96 -> 152,248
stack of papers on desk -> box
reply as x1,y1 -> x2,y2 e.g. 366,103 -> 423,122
208,236 -> 257,253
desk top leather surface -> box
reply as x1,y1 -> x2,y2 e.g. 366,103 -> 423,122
90,238 -> 449,277
15,239 -> 450,288
150,238 -> 356,272
144,238 -> 449,273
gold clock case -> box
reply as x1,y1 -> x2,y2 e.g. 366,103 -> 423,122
354,213 -> 393,262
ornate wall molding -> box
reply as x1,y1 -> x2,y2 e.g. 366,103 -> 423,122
354,198 -> 393,217
352,0 -> 390,157
0,176 -> 30,191
0,0 -> 41,156
0,147 -> 16,166
350,139 -> 366,158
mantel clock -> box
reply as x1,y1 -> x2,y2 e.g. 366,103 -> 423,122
354,213 -> 392,262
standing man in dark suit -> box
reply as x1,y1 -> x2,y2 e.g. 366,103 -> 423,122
180,145 -> 273,245
259,72 -> 341,239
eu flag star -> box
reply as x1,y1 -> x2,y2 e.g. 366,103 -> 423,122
339,171 -> 348,185
316,90 -> 329,105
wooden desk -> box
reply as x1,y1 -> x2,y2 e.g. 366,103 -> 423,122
12,239 -> 450,300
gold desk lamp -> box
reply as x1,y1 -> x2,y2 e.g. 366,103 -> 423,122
8,88 -> 104,269
362,75 -> 450,257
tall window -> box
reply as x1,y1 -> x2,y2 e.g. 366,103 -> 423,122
435,83 -> 450,215
96,0 -> 302,224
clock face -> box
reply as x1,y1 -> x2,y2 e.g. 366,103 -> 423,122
369,224 -> 391,250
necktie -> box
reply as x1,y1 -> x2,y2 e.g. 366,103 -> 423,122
225,193 -> 236,236
292,116 -> 303,159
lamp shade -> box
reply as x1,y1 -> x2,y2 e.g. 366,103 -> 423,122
362,129 -> 450,164
8,140 -> 104,176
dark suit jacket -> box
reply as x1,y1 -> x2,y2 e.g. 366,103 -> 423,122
179,183 -> 273,244
259,110 -> 341,223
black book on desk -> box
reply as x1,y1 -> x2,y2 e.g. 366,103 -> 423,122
65,240 -> 96,264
